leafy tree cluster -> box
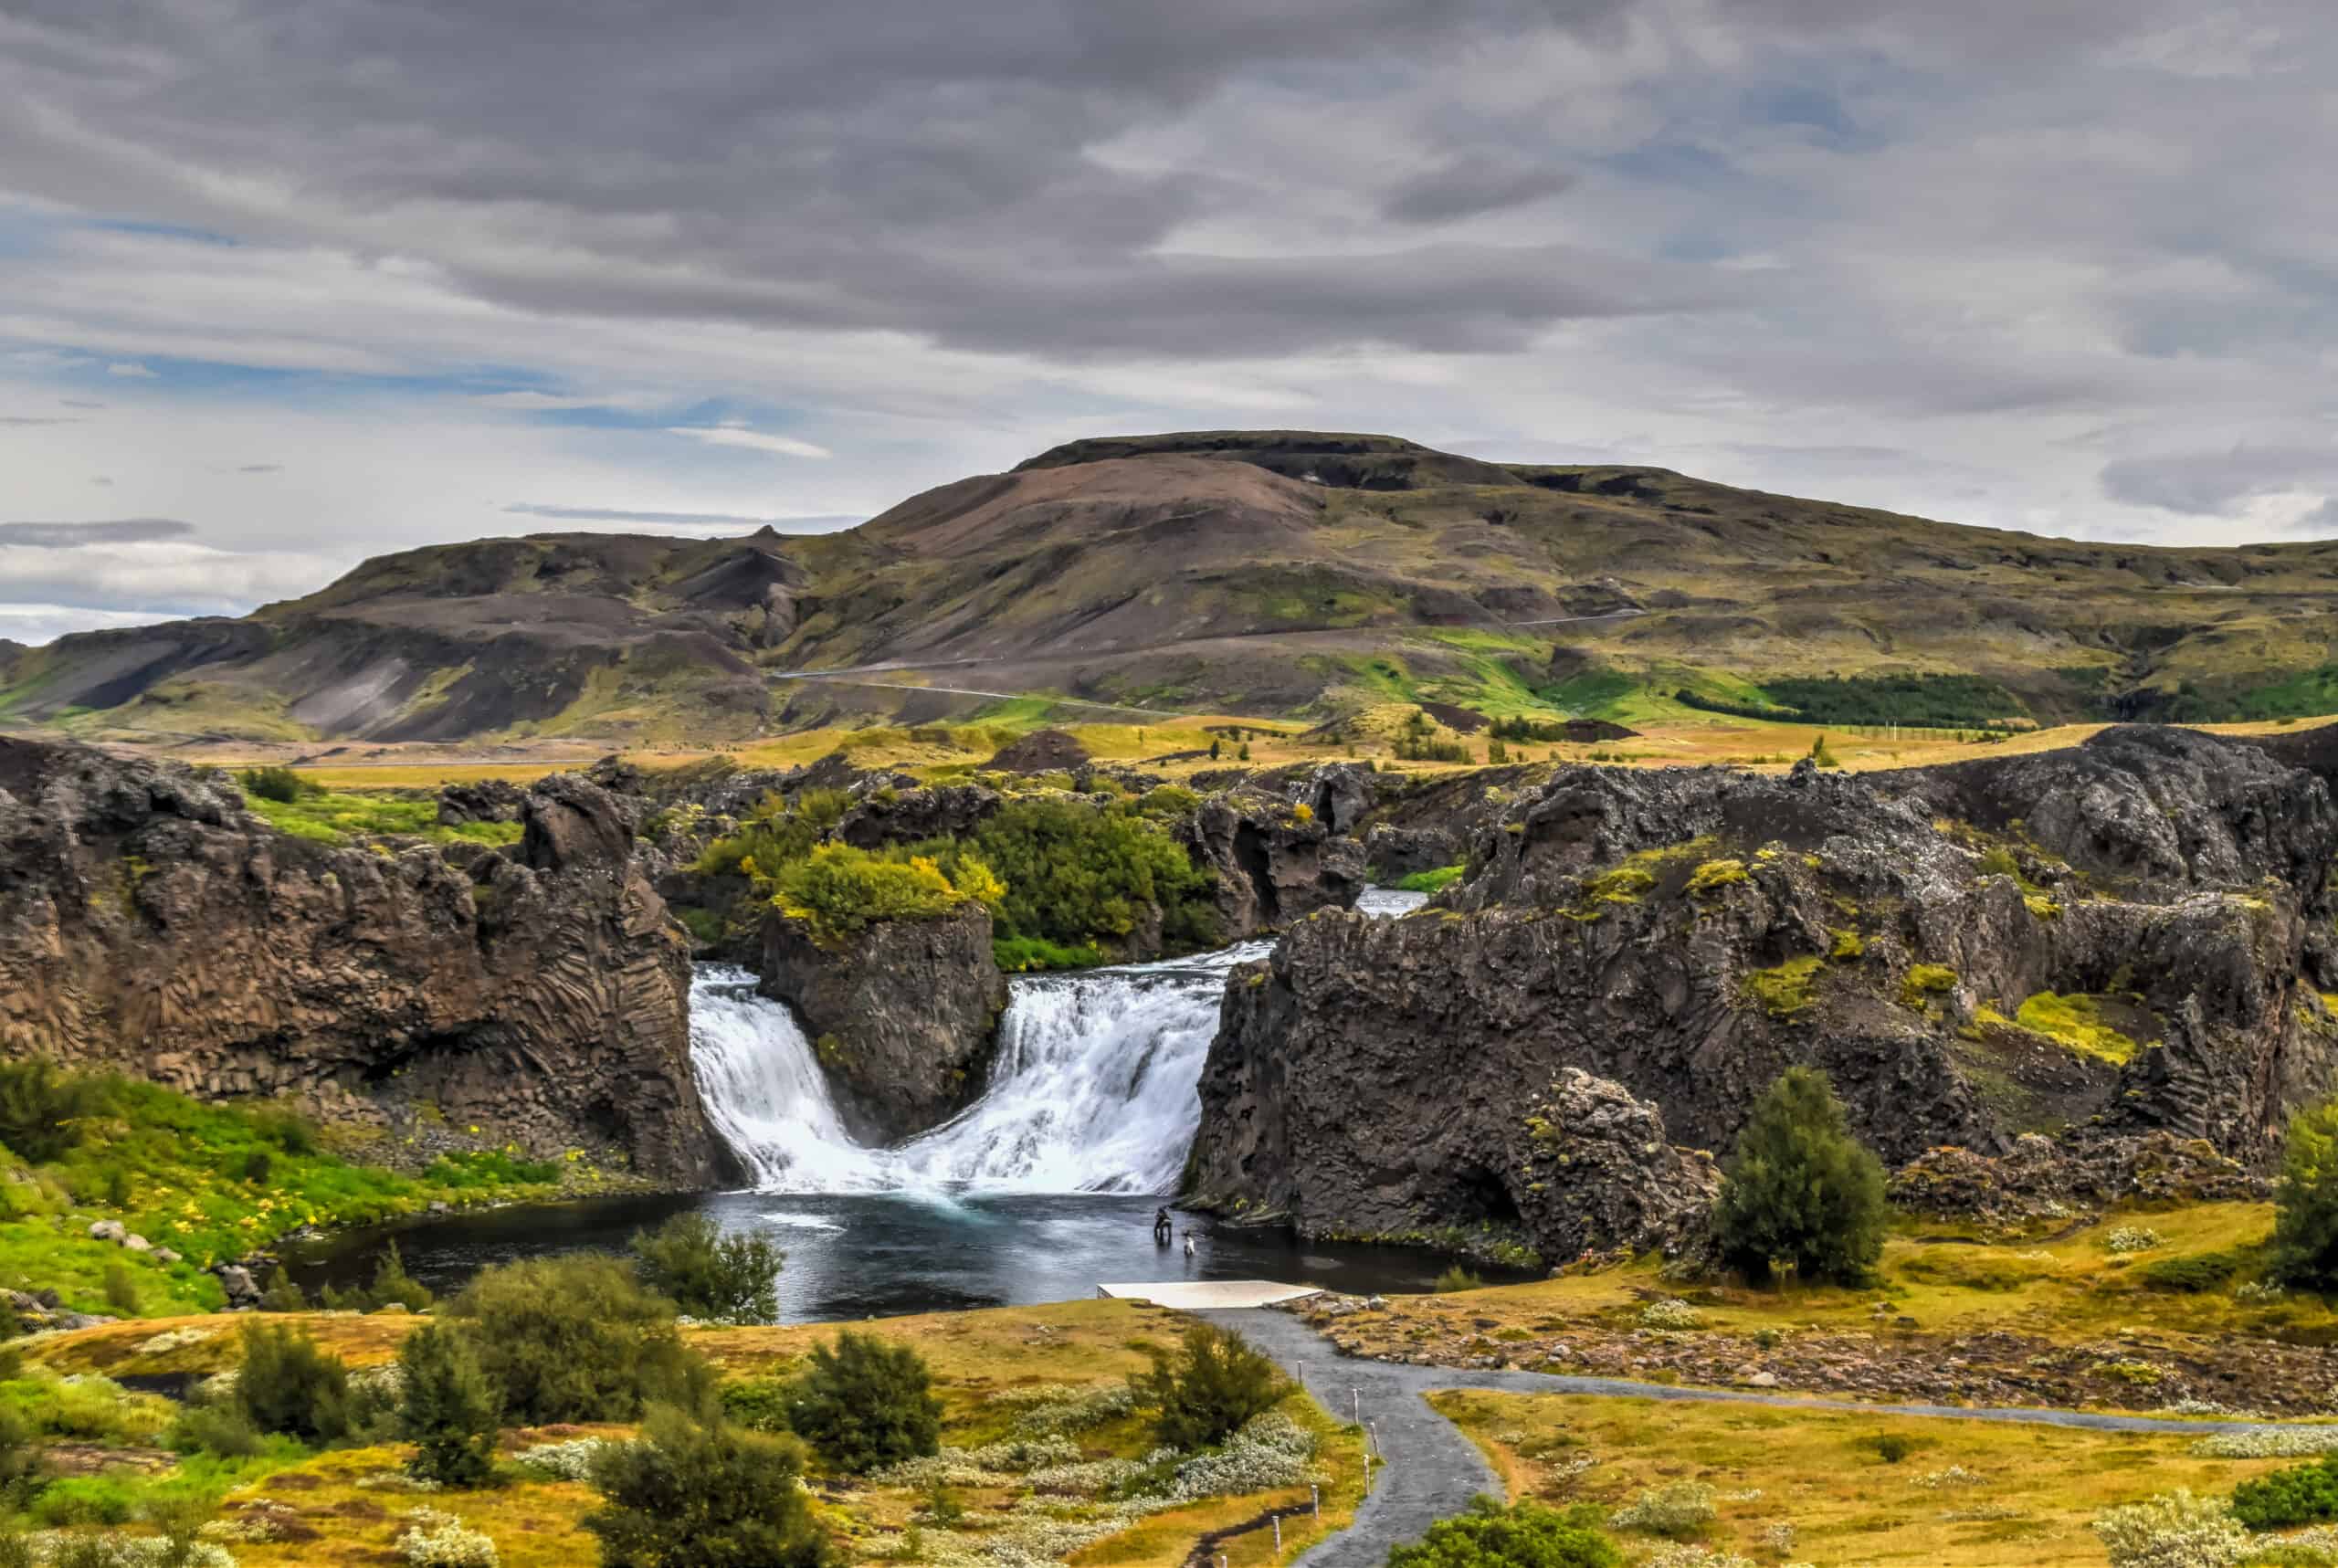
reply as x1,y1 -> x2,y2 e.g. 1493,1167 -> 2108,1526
1392,710 -> 1471,763
933,796 -> 1219,953
771,845 -> 1000,946
1487,716 -> 1581,743
1671,673 -> 2022,729
629,1212 -> 785,1323
2274,1096 -> 2338,1290
1710,1066 -> 1889,1286
783,1330 -> 943,1473
586,1407 -> 839,1568
692,788 -> 849,879
2232,1454 -> 2338,1531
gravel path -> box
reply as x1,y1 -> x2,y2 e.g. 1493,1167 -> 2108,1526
1202,1307 -> 2287,1568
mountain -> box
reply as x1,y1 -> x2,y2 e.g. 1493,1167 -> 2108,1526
9,430 -> 2338,744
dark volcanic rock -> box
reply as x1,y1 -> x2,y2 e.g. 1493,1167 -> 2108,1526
835,784 -> 1002,850
984,729 -> 1090,774
1189,727 -> 2338,1250
1510,1070 -> 1719,1262
1890,1131 -> 2263,1229
436,779 -> 522,826
756,904 -> 1007,1143
1180,788 -> 1366,936
0,737 -> 726,1184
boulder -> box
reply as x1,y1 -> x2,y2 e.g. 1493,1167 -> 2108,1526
87,1221 -> 125,1244
983,729 -> 1090,774
834,784 -> 1002,850
1506,1070 -> 1720,1263
436,779 -> 523,826
757,903 -> 1007,1143
1179,789 -> 1366,938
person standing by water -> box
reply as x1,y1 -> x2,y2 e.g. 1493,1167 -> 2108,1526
1153,1206 -> 1172,1245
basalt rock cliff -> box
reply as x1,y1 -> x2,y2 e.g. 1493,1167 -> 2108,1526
1188,727 -> 2338,1263
0,737 -> 728,1184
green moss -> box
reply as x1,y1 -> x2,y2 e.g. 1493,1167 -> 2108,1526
246,789 -> 523,849
1743,955 -> 1824,1019
1900,963 -> 1958,1010
1685,858 -> 1749,894
2012,992 -> 2140,1066
1827,928 -> 1866,961
1394,865 -> 1466,894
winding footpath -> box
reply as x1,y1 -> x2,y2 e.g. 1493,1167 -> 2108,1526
1200,1307 -> 2289,1568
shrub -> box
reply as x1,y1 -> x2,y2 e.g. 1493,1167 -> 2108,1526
444,1256 -> 713,1426
234,1320 -> 351,1442
1385,1497 -> 1622,1568
2105,1225 -> 2164,1256
400,1321 -> 502,1489
240,1149 -> 273,1185
2141,1251 -> 2245,1294
1869,1434 -> 1914,1465
1710,1067 -> 1887,1287
1610,1481 -> 1717,1540
2235,1456 -> 2338,1531
2092,1489 -> 2248,1568
772,846 -> 976,944
239,765 -> 307,804
167,1401 -> 266,1459
0,1058 -> 102,1163
398,1507 -> 500,1568
258,1268 -> 309,1313
1434,1266 -> 1486,1293
2277,1098 -> 2338,1290
0,1405 -> 43,1506
1637,1300 -> 1701,1331
718,1378 -> 793,1434
629,1213 -> 783,1324
584,1405 -> 839,1568
362,1241 -> 437,1313
787,1331 -> 942,1474
1132,1323 -> 1287,1452
101,1262 -> 139,1317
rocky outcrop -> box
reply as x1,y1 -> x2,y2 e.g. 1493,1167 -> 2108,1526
985,729 -> 1090,774
1888,1131 -> 2264,1229
1189,727 -> 2338,1251
0,738 -> 726,1184
756,904 -> 1007,1142
436,779 -> 522,825
1180,788 -> 1366,937
1509,1070 -> 1719,1262
835,784 -> 1002,850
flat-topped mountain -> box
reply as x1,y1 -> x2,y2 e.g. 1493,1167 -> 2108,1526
10,430 -> 2338,743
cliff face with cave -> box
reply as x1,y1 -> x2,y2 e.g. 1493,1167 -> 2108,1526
1187,727 -> 2338,1261
0,738 -> 729,1184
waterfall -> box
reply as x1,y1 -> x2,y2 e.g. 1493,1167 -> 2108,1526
687,888 -> 1427,1194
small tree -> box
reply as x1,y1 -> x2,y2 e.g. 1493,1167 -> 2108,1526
585,1406 -> 838,1568
1710,1067 -> 1887,1286
1133,1323 -> 1287,1450
234,1320 -> 351,1442
238,764 -> 306,803
369,1240 -> 436,1312
1237,742 -> 1251,761
447,1256 -> 714,1425
2274,1097 -> 2338,1289
1386,1498 -> 1621,1568
1209,739 -> 1222,760
400,1321 -> 502,1488
786,1331 -> 941,1474
630,1213 -> 783,1324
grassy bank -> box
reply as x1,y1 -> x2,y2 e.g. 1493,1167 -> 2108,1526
0,1068 -> 629,1317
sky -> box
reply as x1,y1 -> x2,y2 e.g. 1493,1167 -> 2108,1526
3,0 -> 2334,643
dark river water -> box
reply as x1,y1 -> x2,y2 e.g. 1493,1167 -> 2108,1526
284,1192 -> 1512,1321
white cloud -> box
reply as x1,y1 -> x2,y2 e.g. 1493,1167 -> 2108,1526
0,604 -> 180,646
664,425 -> 833,459
104,361 -> 156,377
470,389 -> 669,412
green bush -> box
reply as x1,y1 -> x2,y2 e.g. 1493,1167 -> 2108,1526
2235,1455 -> 2338,1531
993,935 -> 1103,972
1869,1434 -> 1914,1464
258,1268 -> 308,1313
447,1255 -> 713,1426
0,1059 -> 104,1163
0,1405 -> 43,1507
167,1402 -> 266,1459
399,1321 -> 501,1488
238,765 -> 308,804
1132,1323 -> 1287,1451
772,845 -> 985,945
717,1378 -> 793,1434
1433,1266 -> 1485,1293
1710,1066 -> 1888,1287
584,1405 -> 839,1568
2277,1098 -> 2338,1290
1395,866 -> 1466,895
629,1213 -> 783,1324
367,1240 -> 436,1312
944,796 -> 1218,952
695,789 -> 850,879
2140,1251 -> 2246,1294
785,1331 -> 942,1474
100,1262 -> 137,1317
233,1320 -> 351,1443
1385,1497 -> 1622,1568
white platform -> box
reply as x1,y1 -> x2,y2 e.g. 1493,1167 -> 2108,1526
1096,1279 -> 1322,1309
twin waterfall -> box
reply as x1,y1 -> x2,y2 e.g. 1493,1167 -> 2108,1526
688,890 -> 1421,1194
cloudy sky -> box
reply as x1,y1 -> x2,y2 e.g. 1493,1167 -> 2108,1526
3,0 -> 2333,643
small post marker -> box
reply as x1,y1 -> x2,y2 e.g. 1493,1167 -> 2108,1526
1370,1420 -> 1382,1458
1351,1388 -> 1361,1426
1274,1517 -> 1283,1554
1311,1484 -> 1320,1518
1297,1360 -> 1305,1388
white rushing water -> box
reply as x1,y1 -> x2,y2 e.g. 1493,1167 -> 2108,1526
687,888 -> 1427,1195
